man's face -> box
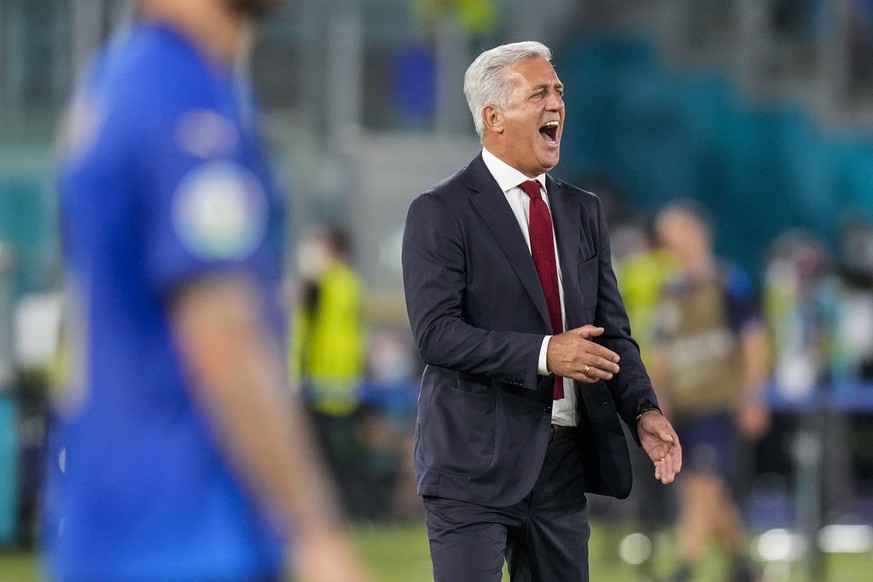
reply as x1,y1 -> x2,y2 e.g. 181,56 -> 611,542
656,210 -> 710,266
492,57 -> 565,177
225,0 -> 281,18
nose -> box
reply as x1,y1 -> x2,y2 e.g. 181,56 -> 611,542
546,89 -> 564,111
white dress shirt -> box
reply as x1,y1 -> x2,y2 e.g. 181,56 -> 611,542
481,148 -> 579,427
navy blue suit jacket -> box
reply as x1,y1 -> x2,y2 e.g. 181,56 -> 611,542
402,154 -> 659,507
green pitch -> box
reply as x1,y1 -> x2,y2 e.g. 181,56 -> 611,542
2,521 -> 872,581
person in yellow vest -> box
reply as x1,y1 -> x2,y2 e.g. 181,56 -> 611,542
612,221 -> 679,368
612,220 -> 680,577
650,201 -> 770,582
291,226 -> 367,516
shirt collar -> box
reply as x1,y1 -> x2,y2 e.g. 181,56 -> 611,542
481,148 -> 547,193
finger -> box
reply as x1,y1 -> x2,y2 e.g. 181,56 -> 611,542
572,353 -> 620,379
568,325 -> 605,338
576,363 -> 619,382
649,447 -> 668,465
652,447 -> 679,480
663,449 -> 681,481
562,329 -> 620,364
655,457 -> 674,484
574,370 -> 603,384
582,343 -> 620,364
578,360 -> 609,376
584,353 -> 621,373
655,459 -> 667,483
643,414 -> 677,445
589,364 -> 619,380
664,459 -> 679,484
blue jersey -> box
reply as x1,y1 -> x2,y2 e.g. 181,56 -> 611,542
47,22 -> 285,580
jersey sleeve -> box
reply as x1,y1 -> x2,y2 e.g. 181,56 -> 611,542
723,264 -> 763,333
136,91 -> 269,297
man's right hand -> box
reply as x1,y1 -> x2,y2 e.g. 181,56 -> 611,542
546,325 -> 620,383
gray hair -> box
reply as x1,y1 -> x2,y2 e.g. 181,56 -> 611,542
463,41 -> 553,140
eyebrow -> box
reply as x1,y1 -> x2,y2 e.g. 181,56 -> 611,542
531,82 -> 564,93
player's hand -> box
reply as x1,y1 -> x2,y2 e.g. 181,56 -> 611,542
293,527 -> 373,582
637,410 -> 682,484
546,325 -> 620,383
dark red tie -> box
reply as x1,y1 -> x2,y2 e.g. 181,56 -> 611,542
519,180 -> 564,399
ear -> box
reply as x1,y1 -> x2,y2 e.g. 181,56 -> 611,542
482,105 -> 504,134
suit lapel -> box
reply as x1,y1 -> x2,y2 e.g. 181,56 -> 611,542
547,176 -> 586,328
467,157 -> 552,330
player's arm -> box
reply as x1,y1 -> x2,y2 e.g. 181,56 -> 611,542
728,269 -> 771,440
170,273 -> 370,582
738,321 -> 770,439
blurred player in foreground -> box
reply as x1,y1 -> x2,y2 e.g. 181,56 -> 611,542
652,201 -> 769,582
45,1 -> 371,580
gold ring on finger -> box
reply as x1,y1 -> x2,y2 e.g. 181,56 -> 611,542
583,364 -> 592,376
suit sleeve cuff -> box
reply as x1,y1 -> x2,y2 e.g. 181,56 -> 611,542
538,336 -> 551,376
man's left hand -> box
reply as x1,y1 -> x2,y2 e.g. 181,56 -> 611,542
637,411 -> 682,484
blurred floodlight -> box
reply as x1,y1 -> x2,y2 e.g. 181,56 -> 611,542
618,532 -> 652,565
817,525 -> 873,554
15,292 -> 62,370
753,529 -> 807,562
378,227 -> 404,277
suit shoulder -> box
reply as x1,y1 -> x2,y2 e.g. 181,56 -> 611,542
551,177 -> 603,206
422,161 -> 474,199
409,160 -> 478,217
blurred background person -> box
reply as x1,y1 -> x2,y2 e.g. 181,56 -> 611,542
651,201 -> 770,582
290,225 -> 368,519
612,219 -> 679,371
764,230 -> 837,402
44,0 -> 370,580
762,229 -> 855,567
832,217 -> 873,383
611,218 -> 680,579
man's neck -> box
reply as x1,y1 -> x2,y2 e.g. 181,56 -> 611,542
139,0 -> 250,66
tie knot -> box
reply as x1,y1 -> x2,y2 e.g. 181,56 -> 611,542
519,180 -> 542,201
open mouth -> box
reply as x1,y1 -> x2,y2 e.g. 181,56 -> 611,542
539,120 -> 559,144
